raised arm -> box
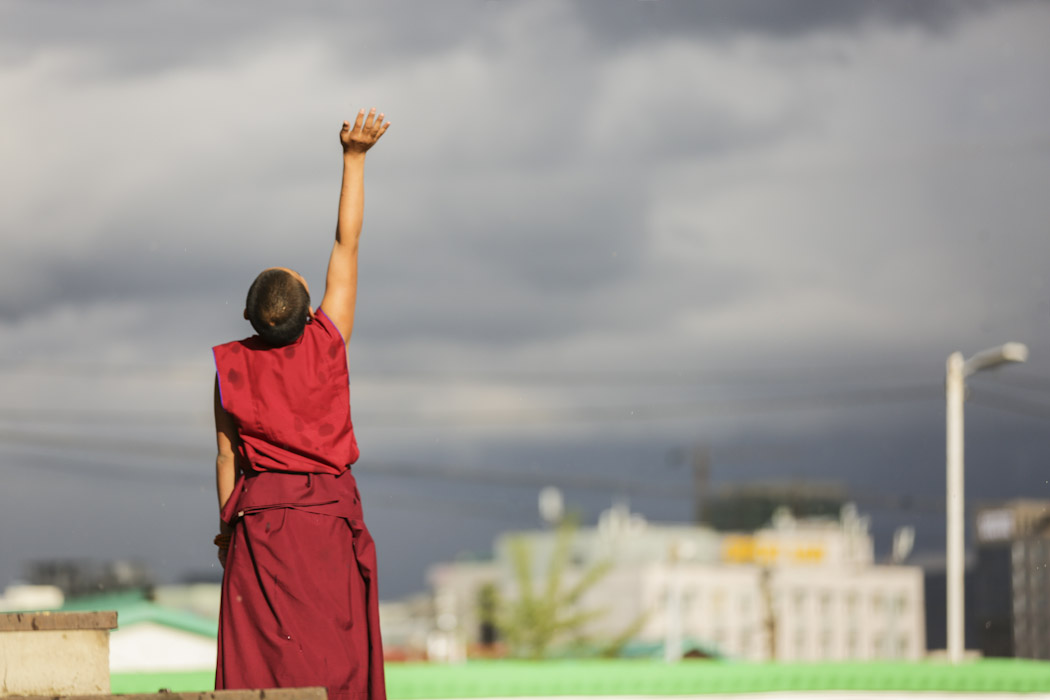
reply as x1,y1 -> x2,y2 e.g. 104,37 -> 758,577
319,108 -> 391,343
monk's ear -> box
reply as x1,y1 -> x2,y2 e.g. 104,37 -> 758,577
243,309 -> 249,320
307,306 -> 315,322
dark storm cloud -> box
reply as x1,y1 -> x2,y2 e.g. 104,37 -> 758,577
1,0 -> 1022,78
0,1 -> 497,75
356,179 -> 648,345
3,0 -> 1050,602
0,244 -> 230,323
571,0 -> 1025,46
355,164 -> 761,348
0,178 -> 284,323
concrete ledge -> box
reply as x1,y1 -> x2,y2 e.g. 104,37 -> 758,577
0,611 -> 118,632
3,689 -> 328,700
0,612 -> 117,695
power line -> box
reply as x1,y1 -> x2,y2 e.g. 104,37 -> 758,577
0,454 -> 536,522
0,431 -> 690,498
0,362 -> 935,386
969,388 -> 1050,421
366,489 -> 538,523
0,383 -> 941,430
2,452 -> 205,487
983,371 -> 1050,396
0,439 -> 955,516
368,461 -> 685,498
0,407 -> 207,427
351,366 -> 935,387
363,384 -> 940,426
0,428 -> 208,460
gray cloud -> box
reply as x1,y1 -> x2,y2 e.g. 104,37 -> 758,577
3,0 -> 1050,593
1,1 -> 1021,78
570,0 -> 1024,46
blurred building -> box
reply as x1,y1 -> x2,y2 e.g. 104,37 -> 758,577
379,593 -> 436,661
971,499 -> 1050,659
701,481 -> 848,531
0,584 -> 64,612
61,590 -> 218,673
152,582 -> 223,621
428,501 -> 925,661
25,559 -> 153,597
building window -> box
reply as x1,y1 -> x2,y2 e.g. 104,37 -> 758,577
712,589 -> 726,615
846,630 -> 859,659
795,629 -> 807,659
682,589 -> 696,616
845,592 -> 859,616
714,627 -> 727,648
738,629 -> 751,656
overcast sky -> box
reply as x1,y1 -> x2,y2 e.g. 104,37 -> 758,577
2,0 -> 1049,598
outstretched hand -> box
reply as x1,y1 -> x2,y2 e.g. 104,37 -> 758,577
340,108 -> 390,155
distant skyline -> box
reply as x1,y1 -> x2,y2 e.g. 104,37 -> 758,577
2,0 -> 1049,598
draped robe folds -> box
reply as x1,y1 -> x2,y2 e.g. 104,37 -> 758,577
213,310 -> 385,700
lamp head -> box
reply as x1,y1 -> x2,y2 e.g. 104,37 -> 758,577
963,342 -> 1029,376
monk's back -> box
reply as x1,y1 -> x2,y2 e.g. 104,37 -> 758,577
213,309 -> 359,474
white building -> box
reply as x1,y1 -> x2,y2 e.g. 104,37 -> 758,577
428,503 -> 925,661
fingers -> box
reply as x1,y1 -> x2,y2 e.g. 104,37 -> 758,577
372,112 -> 387,137
344,108 -> 390,146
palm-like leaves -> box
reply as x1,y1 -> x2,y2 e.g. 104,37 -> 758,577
491,517 -> 613,659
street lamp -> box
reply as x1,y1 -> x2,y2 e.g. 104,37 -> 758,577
945,341 -> 1028,665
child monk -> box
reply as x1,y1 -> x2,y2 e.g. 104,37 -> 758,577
211,108 -> 390,700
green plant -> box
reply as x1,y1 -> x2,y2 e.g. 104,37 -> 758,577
491,516 -> 612,659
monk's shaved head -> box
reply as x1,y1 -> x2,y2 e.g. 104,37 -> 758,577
245,268 -> 311,347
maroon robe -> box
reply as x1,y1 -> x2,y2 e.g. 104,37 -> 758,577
213,310 -> 385,700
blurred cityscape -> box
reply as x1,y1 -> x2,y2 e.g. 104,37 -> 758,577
3,489 -> 1048,675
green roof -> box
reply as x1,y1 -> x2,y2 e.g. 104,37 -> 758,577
60,591 -> 218,638
112,658 -> 1050,696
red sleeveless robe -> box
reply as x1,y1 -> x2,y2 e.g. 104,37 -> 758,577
213,310 -> 385,700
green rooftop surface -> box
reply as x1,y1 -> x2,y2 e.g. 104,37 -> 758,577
112,658 -> 1050,696
60,590 -> 219,638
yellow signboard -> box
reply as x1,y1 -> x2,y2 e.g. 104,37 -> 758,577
722,536 -> 825,564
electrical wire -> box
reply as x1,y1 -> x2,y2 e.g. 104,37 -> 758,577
0,361 -> 935,386
0,439 -> 953,515
0,383 -> 942,430
969,387 -> 1050,421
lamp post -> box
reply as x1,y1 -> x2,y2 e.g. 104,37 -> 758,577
945,342 -> 1028,665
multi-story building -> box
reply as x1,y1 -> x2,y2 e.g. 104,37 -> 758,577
428,501 -> 925,660
972,499 -> 1050,659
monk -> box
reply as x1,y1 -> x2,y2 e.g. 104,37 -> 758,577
211,108 -> 390,700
